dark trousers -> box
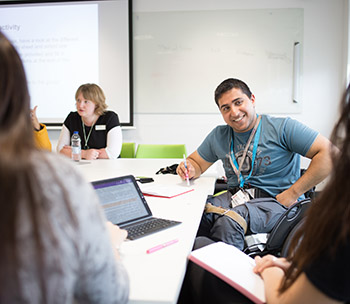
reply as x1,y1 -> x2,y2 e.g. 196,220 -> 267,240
197,191 -> 288,250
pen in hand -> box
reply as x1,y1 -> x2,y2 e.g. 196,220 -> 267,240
183,154 -> 190,186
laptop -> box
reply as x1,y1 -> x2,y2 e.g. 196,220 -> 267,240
92,175 -> 181,240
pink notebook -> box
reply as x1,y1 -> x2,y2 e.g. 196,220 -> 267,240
189,242 -> 266,304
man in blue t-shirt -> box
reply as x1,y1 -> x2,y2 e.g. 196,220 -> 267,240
177,78 -> 332,249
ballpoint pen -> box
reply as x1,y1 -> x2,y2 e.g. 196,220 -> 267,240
183,154 -> 190,186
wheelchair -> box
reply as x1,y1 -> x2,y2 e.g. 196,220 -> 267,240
213,171 -> 314,258
243,198 -> 311,257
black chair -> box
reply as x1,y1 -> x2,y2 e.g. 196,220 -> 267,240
243,198 -> 311,257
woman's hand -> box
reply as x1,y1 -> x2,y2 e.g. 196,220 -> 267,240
30,105 -> 41,130
254,255 -> 291,275
59,145 -> 72,158
82,149 -> 100,160
106,221 -> 128,260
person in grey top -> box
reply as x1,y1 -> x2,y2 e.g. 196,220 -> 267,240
0,31 -> 129,303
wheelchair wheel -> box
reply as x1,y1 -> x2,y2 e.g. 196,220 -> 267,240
280,218 -> 305,257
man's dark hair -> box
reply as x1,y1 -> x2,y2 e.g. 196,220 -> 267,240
214,78 -> 252,106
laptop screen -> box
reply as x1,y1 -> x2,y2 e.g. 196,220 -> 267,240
92,175 -> 152,226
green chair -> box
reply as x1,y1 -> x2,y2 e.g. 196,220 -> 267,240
135,144 -> 187,159
120,142 -> 136,158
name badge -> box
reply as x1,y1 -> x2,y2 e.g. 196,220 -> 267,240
230,189 -> 250,208
95,125 -> 106,131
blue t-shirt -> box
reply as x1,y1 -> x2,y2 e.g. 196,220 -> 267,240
197,115 -> 318,197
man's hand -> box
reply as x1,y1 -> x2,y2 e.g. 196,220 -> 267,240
176,151 -> 213,180
176,159 -> 196,180
276,189 -> 299,207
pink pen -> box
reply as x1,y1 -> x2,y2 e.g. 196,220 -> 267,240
183,154 -> 190,186
146,239 -> 179,254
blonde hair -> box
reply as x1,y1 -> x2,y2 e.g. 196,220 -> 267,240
75,83 -> 108,115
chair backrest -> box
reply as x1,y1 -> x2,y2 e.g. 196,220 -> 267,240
120,142 -> 136,158
135,144 -> 186,159
265,198 -> 311,254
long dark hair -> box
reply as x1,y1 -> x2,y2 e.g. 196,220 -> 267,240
281,84 -> 350,291
0,31 -> 75,301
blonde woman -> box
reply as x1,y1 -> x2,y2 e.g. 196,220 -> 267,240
57,83 -> 122,160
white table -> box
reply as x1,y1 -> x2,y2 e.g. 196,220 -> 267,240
74,159 -> 216,304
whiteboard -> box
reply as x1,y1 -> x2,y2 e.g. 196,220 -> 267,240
133,8 -> 303,114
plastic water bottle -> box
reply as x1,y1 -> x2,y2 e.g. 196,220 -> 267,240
71,131 -> 81,162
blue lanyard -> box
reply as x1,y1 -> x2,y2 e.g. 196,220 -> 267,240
230,116 -> 261,188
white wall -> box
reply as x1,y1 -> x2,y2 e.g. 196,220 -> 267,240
49,0 -> 348,171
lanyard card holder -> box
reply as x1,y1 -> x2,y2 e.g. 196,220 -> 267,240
230,188 -> 251,208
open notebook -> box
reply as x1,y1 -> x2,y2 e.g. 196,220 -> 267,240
138,182 -> 194,198
92,175 -> 181,240
189,242 -> 266,304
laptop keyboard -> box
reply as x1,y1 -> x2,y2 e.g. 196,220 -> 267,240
125,217 -> 181,240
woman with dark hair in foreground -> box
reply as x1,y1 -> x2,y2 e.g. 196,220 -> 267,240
253,84 -> 350,303
0,31 -> 129,303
